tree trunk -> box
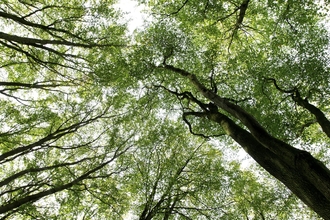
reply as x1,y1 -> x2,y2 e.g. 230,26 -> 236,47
208,112 -> 330,219
163,64 -> 330,219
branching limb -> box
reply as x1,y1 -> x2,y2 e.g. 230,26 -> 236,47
228,0 -> 250,50
153,84 -> 223,138
153,84 -> 209,111
236,0 -> 250,29
213,8 -> 239,25
170,0 -> 189,15
0,10 -> 86,42
0,31 -> 119,48
264,77 -> 296,93
154,0 -> 189,17
183,111 -> 219,139
265,77 -> 330,138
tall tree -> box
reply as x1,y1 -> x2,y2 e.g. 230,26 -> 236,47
120,117 -> 311,219
0,0 -> 133,219
128,0 -> 330,218
1,0 -> 330,219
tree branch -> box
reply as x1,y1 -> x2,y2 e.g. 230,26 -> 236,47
266,77 -> 330,138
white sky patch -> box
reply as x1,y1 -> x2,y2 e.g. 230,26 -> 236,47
116,0 -> 148,33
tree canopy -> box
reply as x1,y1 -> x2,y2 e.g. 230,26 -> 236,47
1,0 -> 330,219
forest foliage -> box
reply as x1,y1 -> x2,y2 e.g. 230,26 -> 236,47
1,0 -> 330,219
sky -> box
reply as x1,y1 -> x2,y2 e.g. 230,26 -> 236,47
116,0 -> 146,32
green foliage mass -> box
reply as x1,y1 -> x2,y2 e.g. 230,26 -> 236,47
0,0 -> 330,219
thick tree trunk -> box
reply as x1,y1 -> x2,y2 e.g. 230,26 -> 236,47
208,112 -> 330,219
163,64 -> 330,219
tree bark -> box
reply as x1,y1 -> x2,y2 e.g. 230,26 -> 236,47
163,64 -> 330,219
292,91 -> 330,138
207,111 -> 330,219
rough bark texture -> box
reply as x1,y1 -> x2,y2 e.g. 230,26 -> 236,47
208,112 -> 330,219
